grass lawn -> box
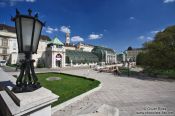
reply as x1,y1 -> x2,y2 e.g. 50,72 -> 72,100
37,73 -> 100,107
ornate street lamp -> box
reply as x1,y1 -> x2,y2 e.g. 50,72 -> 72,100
127,58 -> 131,76
11,9 -> 44,93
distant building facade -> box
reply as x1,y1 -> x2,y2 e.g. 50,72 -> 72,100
124,46 -> 144,62
0,24 -> 17,62
0,24 -> 117,68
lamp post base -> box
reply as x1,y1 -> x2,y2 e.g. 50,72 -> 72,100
12,54 -> 41,93
12,83 -> 41,93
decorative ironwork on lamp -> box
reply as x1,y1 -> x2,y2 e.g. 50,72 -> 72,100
11,9 -> 45,93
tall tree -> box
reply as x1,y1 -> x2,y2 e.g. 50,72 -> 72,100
141,25 -> 175,70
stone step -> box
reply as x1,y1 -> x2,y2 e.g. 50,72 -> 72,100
0,90 -> 19,116
76,103 -> 99,115
78,104 -> 119,116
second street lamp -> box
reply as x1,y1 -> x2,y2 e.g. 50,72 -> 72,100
11,9 -> 44,93
127,58 -> 130,77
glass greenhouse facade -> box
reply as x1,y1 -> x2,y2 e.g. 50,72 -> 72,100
66,46 -> 117,65
66,50 -> 99,64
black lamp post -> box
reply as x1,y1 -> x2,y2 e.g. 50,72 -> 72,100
11,9 -> 44,93
127,58 -> 131,76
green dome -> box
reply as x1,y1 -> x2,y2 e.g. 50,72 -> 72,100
48,37 -> 64,46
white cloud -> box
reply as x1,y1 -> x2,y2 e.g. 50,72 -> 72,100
0,0 -> 36,7
151,28 -> 165,34
71,36 -> 84,42
89,34 -> 103,40
9,0 -> 35,2
138,35 -> 145,40
150,30 -> 159,34
164,0 -> 175,3
129,17 -> 135,20
146,37 -> 153,40
45,26 -> 58,34
138,35 -> 153,41
60,26 -> 71,33
25,0 -> 36,2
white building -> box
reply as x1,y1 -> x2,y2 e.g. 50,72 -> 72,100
0,24 -> 117,68
0,24 -> 18,63
0,24 -> 51,66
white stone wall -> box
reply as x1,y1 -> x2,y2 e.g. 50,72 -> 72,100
10,53 -> 18,64
105,51 -> 117,64
32,41 -> 48,66
0,32 -> 17,62
0,37 -> 2,45
8,38 -> 18,54
65,46 -> 76,50
46,45 -> 66,68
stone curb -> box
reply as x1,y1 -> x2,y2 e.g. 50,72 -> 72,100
51,83 -> 102,114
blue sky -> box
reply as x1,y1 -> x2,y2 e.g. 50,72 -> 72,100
0,0 -> 175,52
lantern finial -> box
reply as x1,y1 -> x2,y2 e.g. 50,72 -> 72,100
28,9 -> 32,16
16,9 -> 20,16
11,15 -> 14,21
43,21 -> 46,26
35,13 -> 38,18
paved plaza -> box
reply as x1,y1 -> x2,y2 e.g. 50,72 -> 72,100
52,69 -> 175,116
5,67 -> 175,116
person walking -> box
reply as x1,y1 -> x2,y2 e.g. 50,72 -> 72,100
114,66 -> 121,76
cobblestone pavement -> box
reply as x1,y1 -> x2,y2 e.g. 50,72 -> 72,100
52,69 -> 175,116
6,68 -> 175,116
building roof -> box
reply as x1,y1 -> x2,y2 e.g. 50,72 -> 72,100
48,37 -> 64,45
76,42 -> 94,47
40,35 -> 51,41
0,24 -> 51,41
0,24 -> 16,33
92,46 -> 115,54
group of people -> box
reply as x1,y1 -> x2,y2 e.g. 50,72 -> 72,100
113,66 -> 121,76
98,65 -> 121,76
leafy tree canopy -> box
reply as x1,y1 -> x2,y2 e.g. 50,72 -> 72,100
139,25 -> 175,70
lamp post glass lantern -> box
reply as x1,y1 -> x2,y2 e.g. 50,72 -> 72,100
12,9 -> 44,93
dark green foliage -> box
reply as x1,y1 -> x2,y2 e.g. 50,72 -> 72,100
136,52 -> 145,66
6,63 -> 17,67
143,68 -> 175,78
117,54 -> 123,62
139,25 -> 175,70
